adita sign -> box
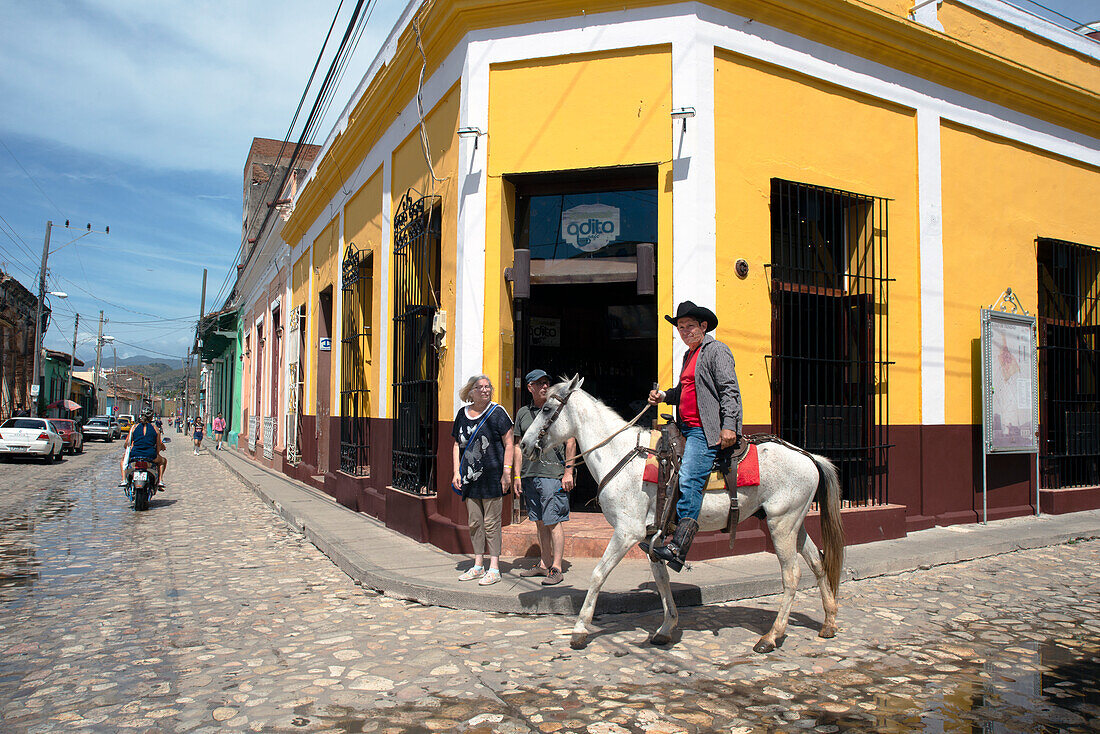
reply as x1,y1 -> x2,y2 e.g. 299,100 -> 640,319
562,204 -> 620,252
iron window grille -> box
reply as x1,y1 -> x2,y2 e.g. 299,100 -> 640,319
392,189 -> 442,495
766,178 -> 892,506
340,245 -> 372,477
1037,237 -> 1100,489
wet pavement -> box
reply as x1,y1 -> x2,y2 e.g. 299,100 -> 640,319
1,438 -> 1098,732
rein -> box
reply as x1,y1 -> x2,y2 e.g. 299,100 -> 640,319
534,387 -> 654,493
565,400 -> 653,471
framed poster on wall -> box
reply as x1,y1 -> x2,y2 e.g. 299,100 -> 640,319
980,308 -> 1039,454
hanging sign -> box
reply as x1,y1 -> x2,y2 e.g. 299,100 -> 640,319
562,204 -> 620,252
318,337 -> 332,351
529,317 -> 561,347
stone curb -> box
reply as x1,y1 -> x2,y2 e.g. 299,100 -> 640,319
211,447 -> 1100,616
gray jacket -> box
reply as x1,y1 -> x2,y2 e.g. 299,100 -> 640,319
663,334 -> 742,447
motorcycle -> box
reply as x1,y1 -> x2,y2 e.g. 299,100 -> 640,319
123,438 -> 169,512
123,457 -> 158,511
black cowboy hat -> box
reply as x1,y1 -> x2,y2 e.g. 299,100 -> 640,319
664,301 -> 718,332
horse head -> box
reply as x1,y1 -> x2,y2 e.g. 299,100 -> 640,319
519,374 -> 584,460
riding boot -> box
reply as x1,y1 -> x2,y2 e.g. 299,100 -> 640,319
652,517 -> 698,572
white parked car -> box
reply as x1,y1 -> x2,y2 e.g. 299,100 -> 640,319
0,418 -> 65,463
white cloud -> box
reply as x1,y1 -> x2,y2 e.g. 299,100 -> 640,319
0,0 -> 407,175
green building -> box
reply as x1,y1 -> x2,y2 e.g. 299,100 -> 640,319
197,308 -> 242,447
40,350 -> 83,418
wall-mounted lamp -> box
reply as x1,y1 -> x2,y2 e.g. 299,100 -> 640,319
671,106 -> 696,133
457,126 -> 485,150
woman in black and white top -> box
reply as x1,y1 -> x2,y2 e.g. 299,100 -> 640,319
451,374 -> 513,586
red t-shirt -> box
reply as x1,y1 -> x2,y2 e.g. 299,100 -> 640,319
679,346 -> 703,428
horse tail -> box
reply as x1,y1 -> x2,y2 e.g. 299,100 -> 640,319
812,454 -> 845,597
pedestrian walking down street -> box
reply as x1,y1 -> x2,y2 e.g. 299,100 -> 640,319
213,413 -> 226,450
514,369 -> 576,586
648,301 -> 742,570
192,416 -> 205,455
451,375 -> 513,587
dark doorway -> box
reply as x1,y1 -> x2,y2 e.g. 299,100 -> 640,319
518,283 -> 656,510
511,167 -> 658,512
316,287 -> 333,475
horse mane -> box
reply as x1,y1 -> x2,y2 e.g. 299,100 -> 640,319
550,379 -> 634,430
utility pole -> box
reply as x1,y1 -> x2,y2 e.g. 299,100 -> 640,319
64,313 -> 79,416
31,221 -> 52,416
183,354 -> 190,424
193,268 -> 207,427
92,311 -> 104,415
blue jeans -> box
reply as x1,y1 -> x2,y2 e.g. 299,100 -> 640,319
677,426 -> 717,522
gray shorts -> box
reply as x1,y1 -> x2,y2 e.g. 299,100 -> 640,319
523,477 -> 569,525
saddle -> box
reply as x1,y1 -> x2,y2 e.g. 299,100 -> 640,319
643,418 -> 760,551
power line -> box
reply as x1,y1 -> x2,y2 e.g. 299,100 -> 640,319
0,136 -> 66,218
54,274 -> 172,319
105,336 -> 188,361
0,212 -> 40,265
215,0 -> 372,309
215,0 -> 352,308
1007,0 -> 1088,29
110,314 -> 201,325
0,242 -> 38,281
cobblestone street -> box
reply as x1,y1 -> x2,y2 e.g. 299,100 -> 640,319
1,438 -> 1098,733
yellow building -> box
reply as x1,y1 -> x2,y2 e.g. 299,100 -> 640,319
262,0 -> 1100,553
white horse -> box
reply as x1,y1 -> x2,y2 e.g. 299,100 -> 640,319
518,376 -> 845,653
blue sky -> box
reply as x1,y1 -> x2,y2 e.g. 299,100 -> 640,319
0,0 -> 1094,364
0,0 -> 408,364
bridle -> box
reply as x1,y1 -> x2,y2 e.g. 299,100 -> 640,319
533,387 -> 575,454
532,385 -> 656,488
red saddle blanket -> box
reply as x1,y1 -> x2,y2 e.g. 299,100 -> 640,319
642,444 -> 760,487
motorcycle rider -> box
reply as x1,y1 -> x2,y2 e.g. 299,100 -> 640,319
119,408 -> 168,490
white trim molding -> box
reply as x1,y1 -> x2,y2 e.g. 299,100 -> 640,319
918,108 -> 946,425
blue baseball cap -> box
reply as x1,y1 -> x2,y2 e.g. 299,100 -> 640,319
525,369 -> 551,384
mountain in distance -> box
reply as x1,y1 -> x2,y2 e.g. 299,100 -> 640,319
114,354 -> 187,368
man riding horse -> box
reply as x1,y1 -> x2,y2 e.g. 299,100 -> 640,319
647,301 -> 742,570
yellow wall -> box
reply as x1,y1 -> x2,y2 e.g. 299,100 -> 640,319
344,166 -> 385,416
714,50 -> 920,426
309,217 -> 340,410
390,82 -> 460,418
940,122 -> 1100,424
485,46 -> 674,396
292,250 -> 311,310
291,249 -> 311,411
939,1 -> 1098,93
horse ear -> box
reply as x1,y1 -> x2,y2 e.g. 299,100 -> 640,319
571,374 -> 584,392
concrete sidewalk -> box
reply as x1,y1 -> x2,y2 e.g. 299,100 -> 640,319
211,446 -> 1100,616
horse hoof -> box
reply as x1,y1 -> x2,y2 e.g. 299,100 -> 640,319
650,633 -> 671,646
753,639 -> 776,654
819,625 -> 837,639
570,633 -> 588,649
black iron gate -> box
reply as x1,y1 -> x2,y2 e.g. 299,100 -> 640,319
1037,237 -> 1100,489
767,178 -> 892,506
340,245 -> 372,476
392,189 -> 442,494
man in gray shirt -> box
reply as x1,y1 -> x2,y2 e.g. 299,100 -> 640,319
513,369 -> 577,586
648,301 -> 742,571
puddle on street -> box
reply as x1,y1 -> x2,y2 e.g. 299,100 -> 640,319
278,638 -> 1099,733
0,458 -> 128,594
